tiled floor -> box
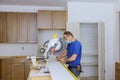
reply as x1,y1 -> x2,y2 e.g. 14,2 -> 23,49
80,76 -> 98,80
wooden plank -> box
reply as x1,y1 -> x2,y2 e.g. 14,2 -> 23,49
46,55 -> 75,80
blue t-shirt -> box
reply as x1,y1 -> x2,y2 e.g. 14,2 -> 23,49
67,40 -> 82,67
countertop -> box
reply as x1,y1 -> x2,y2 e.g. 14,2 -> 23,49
0,56 -> 26,59
28,55 -> 78,80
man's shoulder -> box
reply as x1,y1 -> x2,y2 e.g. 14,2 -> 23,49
74,40 -> 81,44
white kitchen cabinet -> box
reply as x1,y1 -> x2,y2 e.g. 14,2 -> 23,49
67,22 -> 105,80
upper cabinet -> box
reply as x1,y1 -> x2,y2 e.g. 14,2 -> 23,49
18,13 -> 37,43
0,11 -> 67,43
38,11 -> 52,29
37,11 -> 67,29
0,12 -> 7,43
52,11 -> 67,29
0,12 -> 37,43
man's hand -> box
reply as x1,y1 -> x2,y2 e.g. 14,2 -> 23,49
56,55 -> 62,61
60,57 -> 66,63
56,56 -> 67,63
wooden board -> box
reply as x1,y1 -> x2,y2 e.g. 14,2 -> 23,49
46,55 -> 75,80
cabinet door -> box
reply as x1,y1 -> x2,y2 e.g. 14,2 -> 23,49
0,59 -> 1,78
53,11 -> 67,29
28,13 -> 37,43
18,13 -> 28,42
7,13 -> 18,43
116,70 -> 120,80
2,59 -> 11,80
0,12 -> 7,43
38,11 -> 52,29
25,61 -> 31,80
11,62 -> 24,80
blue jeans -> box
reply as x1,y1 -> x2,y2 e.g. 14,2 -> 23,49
68,66 -> 81,77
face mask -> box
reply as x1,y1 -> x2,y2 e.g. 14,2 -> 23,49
65,40 -> 71,44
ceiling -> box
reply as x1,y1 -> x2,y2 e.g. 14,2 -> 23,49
0,0 -> 118,7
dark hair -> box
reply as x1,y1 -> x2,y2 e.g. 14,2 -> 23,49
64,31 -> 73,37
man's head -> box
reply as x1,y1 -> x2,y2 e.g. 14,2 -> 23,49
63,31 -> 75,44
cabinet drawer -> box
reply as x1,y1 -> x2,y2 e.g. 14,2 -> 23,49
12,57 -> 26,63
31,76 -> 52,80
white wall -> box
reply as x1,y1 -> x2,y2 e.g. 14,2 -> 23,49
0,43 -> 38,56
68,2 -> 115,80
114,0 -> 120,12
38,30 -> 65,45
114,0 -> 120,62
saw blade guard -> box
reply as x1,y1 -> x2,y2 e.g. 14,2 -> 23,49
37,38 -> 67,58
53,38 -> 67,55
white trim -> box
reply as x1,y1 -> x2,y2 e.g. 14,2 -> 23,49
0,5 -> 65,12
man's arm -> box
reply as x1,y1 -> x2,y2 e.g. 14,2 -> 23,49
56,50 -> 67,60
66,54 -> 77,62
60,50 -> 67,57
59,54 -> 77,63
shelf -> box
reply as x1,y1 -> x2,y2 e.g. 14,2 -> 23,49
82,53 -> 98,56
37,28 -> 66,30
81,62 -> 98,66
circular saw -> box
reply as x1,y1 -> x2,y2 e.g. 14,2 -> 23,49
38,38 -> 67,59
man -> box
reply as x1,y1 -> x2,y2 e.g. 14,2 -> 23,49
56,31 -> 82,77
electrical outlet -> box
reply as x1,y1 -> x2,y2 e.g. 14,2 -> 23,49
21,47 -> 24,50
